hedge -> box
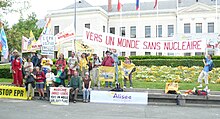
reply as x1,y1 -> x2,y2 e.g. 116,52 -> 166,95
132,59 -> 220,67
127,56 -> 220,60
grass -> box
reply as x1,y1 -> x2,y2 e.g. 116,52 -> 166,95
1,78 -> 220,91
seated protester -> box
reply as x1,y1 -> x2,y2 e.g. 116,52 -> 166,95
121,57 -> 135,89
82,72 -> 92,103
41,55 -> 53,75
45,68 -> 55,101
35,67 -> 46,100
24,67 -> 36,100
53,65 -> 67,87
69,71 -> 82,103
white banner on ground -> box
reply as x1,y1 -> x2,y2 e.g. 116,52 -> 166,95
90,91 -> 148,105
50,87 -> 70,105
83,28 -> 206,52
41,35 -> 55,55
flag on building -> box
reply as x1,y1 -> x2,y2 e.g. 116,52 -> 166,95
136,0 -> 140,10
0,26 -> 9,59
154,0 -> 158,9
117,0 -> 122,12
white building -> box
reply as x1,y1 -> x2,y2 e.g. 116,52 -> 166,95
46,0 -> 220,58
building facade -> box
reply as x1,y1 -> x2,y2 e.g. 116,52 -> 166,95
46,0 -> 220,58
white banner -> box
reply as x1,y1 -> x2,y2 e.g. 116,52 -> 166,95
90,91 -> 148,105
50,87 -> 70,105
41,35 -> 55,55
83,28 -> 207,52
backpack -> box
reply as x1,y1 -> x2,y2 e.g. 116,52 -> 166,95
209,62 -> 214,71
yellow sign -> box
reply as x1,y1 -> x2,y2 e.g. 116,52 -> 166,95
75,41 -> 94,54
121,62 -> 135,79
0,85 -> 27,100
165,83 -> 179,94
99,66 -> 115,82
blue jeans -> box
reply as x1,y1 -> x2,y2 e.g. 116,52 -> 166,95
115,63 -> 118,83
105,81 -> 112,87
83,88 -> 90,100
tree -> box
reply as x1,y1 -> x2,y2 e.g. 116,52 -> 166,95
5,13 -> 43,52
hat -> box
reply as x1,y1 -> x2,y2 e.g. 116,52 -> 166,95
13,50 -> 18,53
106,51 -> 111,54
85,72 -> 89,75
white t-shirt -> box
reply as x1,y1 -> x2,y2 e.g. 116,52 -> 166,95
46,72 -> 55,83
67,56 -> 78,70
24,62 -> 33,72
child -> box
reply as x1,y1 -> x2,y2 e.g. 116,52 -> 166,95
25,67 -> 35,100
45,68 -> 55,101
82,72 -> 91,103
35,67 -> 46,100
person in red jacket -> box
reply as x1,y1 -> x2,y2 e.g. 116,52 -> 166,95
101,51 -> 114,88
35,66 -> 46,100
12,55 -> 23,87
55,53 -> 66,70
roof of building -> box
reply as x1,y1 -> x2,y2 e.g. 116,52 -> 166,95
62,0 -> 220,12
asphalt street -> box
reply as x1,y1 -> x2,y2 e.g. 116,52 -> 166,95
0,99 -> 219,119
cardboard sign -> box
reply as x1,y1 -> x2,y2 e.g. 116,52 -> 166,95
50,87 -> 70,105
41,35 -> 55,55
0,85 -> 27,100
98,66 -> 115,82
165,83 -> 179,94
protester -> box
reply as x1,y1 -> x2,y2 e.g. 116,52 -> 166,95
58,65 -> 67,87
55,53 -> 66,70
101,51 -> 114,88
24,67 -> 35,100
197,54 -> 213,91
82,72 -> 91,103
10,50 -> 22,85
35,67 -> 46,100
45,68 -> 55,101
122,57 -> 135,89
91,54 -> 101,87
67,52 -> 78,81
24,57 -> 33,75
79,53 -> 92,77
111,49 -> 119,83
69,71 -> 82,103
41,55 -> 53,75
31,52 -> 39,67
12,55 -> 23,87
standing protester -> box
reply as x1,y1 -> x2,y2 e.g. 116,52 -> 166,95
24,68 -> 35,100
24,57 -> 33,75
35,67 -> 46,100
55,53 -> 66,71
67,52 -> 78,81
101,51 -> 114,88
12,55 -> 23,87
41,55 -> 53,75
122,57 -> 135,89
31,52 -> 39,67
69,71 -> 82,103
111,49 -> 119,83
79,53 -> 92,77
197,54 -> 213,91
45,68 -> 55,101
91,54 -> 101,87
82,72 -> 91,103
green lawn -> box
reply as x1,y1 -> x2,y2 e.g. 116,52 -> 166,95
1,78 -> 220,91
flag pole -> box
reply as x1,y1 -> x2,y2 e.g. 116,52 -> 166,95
138,0 -> 141,39
216,0 -> 218,34
156,0 -> 158,39
176,0 -> 179,35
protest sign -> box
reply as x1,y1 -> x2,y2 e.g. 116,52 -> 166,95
50,87 -> 70,105
83,28 -> 206,52
41,35 -> 55,55
98,66 -> 115,82
90,91 -> 148,105
0,85 -> 27,100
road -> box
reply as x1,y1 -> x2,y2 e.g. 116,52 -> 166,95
0,99 -> 219,119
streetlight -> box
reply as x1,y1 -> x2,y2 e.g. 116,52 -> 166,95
74,0 -> 82,52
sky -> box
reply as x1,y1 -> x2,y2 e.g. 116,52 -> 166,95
4,0 -> 157,26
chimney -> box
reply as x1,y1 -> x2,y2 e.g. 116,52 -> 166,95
108,0 -> 112,12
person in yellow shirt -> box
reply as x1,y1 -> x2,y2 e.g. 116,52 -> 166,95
79,53 -> 92,77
